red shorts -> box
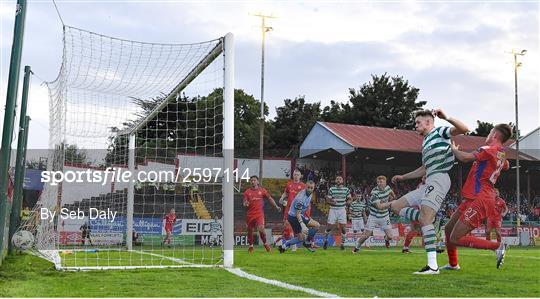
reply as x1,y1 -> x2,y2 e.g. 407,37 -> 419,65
246,215 -> 265,228
458,197 -> 496,229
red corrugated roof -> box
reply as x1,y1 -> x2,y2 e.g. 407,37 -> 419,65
320,122 -> 532,161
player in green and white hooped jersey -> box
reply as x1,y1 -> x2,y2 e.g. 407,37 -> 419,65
348,194 -> 367,237
324,176 -> 353,250
353,176 -> 395,253
208,214 -> 222,247
388,109 -> 469,275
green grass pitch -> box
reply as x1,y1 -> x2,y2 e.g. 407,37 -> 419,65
1,246 -> 539,297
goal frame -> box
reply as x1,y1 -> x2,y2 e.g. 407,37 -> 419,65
121,32 -> 235,269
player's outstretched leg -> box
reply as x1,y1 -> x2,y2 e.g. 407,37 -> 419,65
450,216 -> 506,269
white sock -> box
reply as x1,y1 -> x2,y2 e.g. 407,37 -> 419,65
428,251 -> 438,270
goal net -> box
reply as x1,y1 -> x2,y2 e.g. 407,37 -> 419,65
21,26 -> 235,270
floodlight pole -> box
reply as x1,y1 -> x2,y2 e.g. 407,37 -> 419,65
512,49 -> 526,227
252,13 -> 275,185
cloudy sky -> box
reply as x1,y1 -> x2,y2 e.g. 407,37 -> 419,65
0,0 -> 538,150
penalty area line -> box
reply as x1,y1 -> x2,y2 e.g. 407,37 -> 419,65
226,268 -> 340,298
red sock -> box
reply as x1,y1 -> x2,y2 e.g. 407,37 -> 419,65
404,230 -> 418,247
247,226 -> 254,246
259,230 -> 267,244
446,230 -> 459,267
456,235 -> 500,250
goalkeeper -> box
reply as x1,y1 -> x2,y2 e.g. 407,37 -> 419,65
278,180 -> 320,253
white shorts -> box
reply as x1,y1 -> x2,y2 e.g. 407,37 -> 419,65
351,219 -> 365,232
366,215 -> 392,231
403,172 -> 450,212
327,208 -> 347,225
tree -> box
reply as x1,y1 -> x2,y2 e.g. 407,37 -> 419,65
104,88 -> 267,165
26,159 -> 47,170
470,120 -> 519,141
269,97 -> 322,156
470,120 -> 494,137
322,74 -> 426,129
64,144 -> 88,165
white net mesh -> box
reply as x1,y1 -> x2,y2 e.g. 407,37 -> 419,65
23,26 -> 228,269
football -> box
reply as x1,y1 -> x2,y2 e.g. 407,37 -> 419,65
12,230 -> 34,251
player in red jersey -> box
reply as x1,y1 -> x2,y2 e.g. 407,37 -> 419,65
277,169 -> 306,250
443,124 -> 512,270
243,175 -> 281,253
486,188 -> 508,243
162,208 -> 177,247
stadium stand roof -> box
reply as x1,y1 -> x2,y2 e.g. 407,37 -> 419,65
300,122 -> 538,161
510,126 -> 540,160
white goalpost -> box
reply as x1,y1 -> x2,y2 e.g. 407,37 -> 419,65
21,26 -> 234,270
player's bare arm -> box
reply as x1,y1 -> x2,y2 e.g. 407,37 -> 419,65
450,141 -> 475,163
267,195 -> 282,212
392,165 -> 426,183
432,109 -> 469,136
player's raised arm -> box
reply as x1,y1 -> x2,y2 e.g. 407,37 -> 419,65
432,109 -> 469,136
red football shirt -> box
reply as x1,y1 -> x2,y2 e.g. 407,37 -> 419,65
243,187 -> 271,218
163,213 -> 176,230
284,181 -> 306,213
462,145 -> 509,201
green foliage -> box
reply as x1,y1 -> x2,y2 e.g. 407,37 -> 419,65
321,74 -> 426,129
63,144 -> 88,165
471,120 -> 495,137
104,73 -> 428,161
470,120 -> 520,140
269,97 -> 322,156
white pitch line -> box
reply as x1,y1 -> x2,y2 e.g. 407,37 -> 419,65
226,268 -> 340,298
